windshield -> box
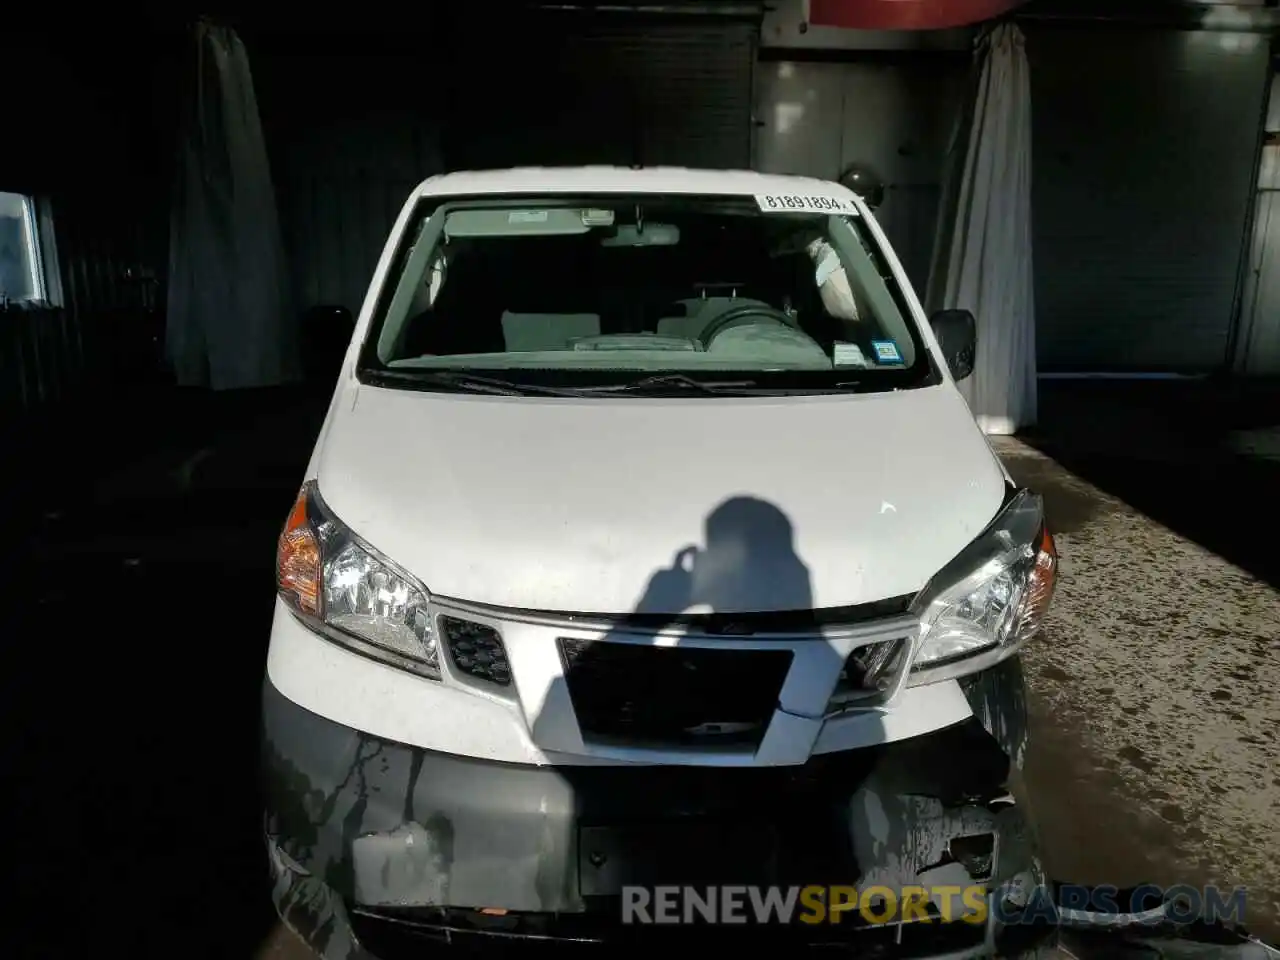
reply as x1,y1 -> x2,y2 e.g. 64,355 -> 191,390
357,194 -> 937,395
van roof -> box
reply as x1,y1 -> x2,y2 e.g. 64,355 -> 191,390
414,166 -> 859,203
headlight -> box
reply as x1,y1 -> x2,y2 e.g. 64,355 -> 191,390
909,488 -> 1058,684
276,481 -> 440,678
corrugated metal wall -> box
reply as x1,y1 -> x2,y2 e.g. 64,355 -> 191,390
0,30 -> 174,425
0,201 -> 162,422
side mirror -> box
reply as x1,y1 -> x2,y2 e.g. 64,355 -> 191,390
930,308 -> 976,381
301,304 -> 355,381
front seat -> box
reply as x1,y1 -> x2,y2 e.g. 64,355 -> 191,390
656,296 -> 774,342
500,313 -> 602,352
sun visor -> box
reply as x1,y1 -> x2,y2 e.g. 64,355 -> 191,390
445,208 -> 600,238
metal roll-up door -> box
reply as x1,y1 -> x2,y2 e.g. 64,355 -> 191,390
444,10 -> 759,171
559,21 -> 757,169
1026,25 -> 1270,372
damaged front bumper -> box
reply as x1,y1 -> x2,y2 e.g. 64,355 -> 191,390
262,658 -> 1055,958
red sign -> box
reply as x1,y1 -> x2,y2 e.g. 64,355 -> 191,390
808,0 -> 1023,30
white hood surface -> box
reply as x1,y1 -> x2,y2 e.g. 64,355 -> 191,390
315,383 -> 1007,615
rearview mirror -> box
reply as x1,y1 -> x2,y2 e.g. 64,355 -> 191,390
930,308 -> 976,381
600,223 -> 680,247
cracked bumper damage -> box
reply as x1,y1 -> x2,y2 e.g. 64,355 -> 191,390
262,658 -> 1054,957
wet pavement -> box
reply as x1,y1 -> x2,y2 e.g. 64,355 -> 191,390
999,439 -> 1280,943
1004,379 -> 1280,943
5,379 -> 1277,956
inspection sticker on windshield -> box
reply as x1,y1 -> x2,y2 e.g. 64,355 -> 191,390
871,339 -> 904,364
755,194 -> 858,215
833,342 -> 871,368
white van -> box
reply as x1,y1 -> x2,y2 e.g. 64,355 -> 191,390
263,167 -> 1060,957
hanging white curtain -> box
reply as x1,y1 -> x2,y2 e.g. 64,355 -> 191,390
167,19 -> 297,390
926,22 -> 1035,435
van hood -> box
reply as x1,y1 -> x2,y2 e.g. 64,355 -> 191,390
315,384 -> 1007,615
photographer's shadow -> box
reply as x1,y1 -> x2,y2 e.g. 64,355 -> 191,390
636,493 -> 813,623
530,494 -> 840,760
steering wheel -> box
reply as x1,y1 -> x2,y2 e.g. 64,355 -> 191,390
698,303 -> 802,346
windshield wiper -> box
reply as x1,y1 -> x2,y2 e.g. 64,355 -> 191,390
370,369 -> 875,396
581,373 -> 763,395
372,370 -> 588,397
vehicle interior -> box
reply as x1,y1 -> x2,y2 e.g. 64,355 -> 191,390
381,206 -> 915,371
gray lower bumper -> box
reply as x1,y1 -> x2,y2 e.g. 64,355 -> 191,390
262,658 -> 1051,957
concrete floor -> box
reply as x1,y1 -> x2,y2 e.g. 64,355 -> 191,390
999,438 -> 1280,943
6,380 -> 1277,957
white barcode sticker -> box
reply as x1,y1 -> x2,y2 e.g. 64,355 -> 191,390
755,193 -> 859,215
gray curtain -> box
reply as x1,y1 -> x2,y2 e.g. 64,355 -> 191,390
167,19 -> 297,390
927,23 -> 1036,435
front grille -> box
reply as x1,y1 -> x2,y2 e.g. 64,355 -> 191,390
558,639 -> 791,748
440,616 -> 511,686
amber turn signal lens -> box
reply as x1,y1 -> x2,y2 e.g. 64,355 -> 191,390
277,488 -> 321,615
1022,526 -> 1058,632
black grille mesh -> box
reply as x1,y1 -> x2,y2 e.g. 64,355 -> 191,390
559,639 -> 791,748
440,616 -> 511,686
